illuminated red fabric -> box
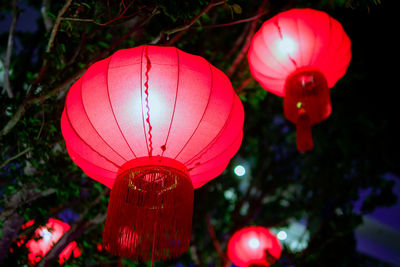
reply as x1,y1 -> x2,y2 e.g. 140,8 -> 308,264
248,8 -> 351,96
227,226 -> 282,267
24,218 -> 81,265
61,45 -> 244,189
247,8 -> 351,152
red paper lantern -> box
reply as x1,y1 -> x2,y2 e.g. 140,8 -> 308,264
248,8 -> 351,152
24,219 -> 81,265
227,226 -> 282,267
61,45 -> 244,261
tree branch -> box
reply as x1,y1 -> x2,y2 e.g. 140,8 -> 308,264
235,77 -> 253,93
0,68 -> 84,138
46,0 -> 72,53
201,10 -> 268,29
0,6 -> 159,139
151,0 -> 227,45
226,0 -> 269,78
205,214 -> 228,265
37,189 -> 109,267
60,0 -> 138,26
0,186 -> 56,261
0,147 -> 32,170
1,0 -> 19,98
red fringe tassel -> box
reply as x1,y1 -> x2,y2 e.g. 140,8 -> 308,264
296,110 -> 313,152
103,165 -> 194,262
284,68 -> 331,153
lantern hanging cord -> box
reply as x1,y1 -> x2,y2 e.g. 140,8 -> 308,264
144,46 -> 153,157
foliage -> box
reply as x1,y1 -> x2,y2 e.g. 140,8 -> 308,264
0,0 -> 397,266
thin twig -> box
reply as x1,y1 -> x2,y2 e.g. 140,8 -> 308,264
235,77 -> 253,93
224,22 -> 250,60
46,0 -> 72,53
65,22 -> 87,66
37,189 -> 109,267
35,102 -> 45,140
0,68 -> 84,138
0,7 -> 158,139
206,214 -> 228,265
201,10 -> 268,29
2,0 -> 19,98
0,147 -> 32,169
226,0 -> 269,77
151,0 -> 227,45
60,17 -> 96,23
60,0 -> 137,26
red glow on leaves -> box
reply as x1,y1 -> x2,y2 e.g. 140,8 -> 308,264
22,218 -> 81,265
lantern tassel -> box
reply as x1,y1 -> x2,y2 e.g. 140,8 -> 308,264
103,164 -> 194,262
284,69 -> 331,153
296,110 -> 314,152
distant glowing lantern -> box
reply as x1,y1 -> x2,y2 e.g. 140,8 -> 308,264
61,45 -> 244,261
227,226 -> 282,267
248,8 -> 351,152
23,218 -> 81,265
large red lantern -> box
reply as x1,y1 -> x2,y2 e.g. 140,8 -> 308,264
61,45 -> 244,261
248,8 -> 351,152
227,226 -> 282,267
23,219 -> 81,265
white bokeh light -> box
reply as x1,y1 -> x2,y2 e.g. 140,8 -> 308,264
277,230 -> 287,241
234,165 -> 246,177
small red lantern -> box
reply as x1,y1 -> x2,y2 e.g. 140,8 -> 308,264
248,8 -> 351,152
61,45 -> 244,261
227,226 -> 282,267
24,218 -> 81,265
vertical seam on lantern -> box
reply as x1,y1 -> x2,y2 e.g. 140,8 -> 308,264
106,51 -> 137,159
294,13 -> 302,67
309,11 -> 318,66
184,86 -> 236,167
273,18 -> 298,68
140,45 -> 150,156
320,15 -> 334,70
79,62 -> 128,163
325,19 -> 347,77
64,103 -> 120,169
269,20 -> 294,74
161,48 -> 180,157
173,60 -> 214,161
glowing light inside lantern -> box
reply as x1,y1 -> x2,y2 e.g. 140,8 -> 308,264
248,237 -> 260,249
41,228 -> 52,242
234,165 -> 246,176
277,37 -> 296,56
24,218 -> 81,265
277,231 -> 287,241
134,88 -> 167,124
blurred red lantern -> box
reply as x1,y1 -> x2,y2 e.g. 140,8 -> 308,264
248,8 -> 351,152
61,45 -> 244,261
227,226 -> 282,267
23,218 -> 81,265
